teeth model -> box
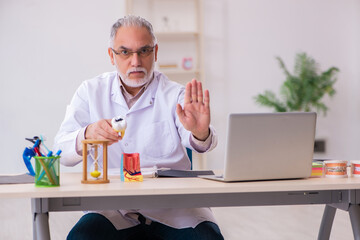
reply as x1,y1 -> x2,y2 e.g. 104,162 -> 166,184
111,116 -> 127,138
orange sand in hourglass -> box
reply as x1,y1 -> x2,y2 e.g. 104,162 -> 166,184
123,153 -> 143,182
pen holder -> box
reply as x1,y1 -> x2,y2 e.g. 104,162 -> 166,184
34,156 -> 60,187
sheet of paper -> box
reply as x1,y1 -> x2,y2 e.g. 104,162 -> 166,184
0,174 -> 34,184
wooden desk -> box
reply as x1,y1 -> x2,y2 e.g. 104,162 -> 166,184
1,173 -> 360,240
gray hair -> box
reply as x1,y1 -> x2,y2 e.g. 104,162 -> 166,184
109,15 -> 157,47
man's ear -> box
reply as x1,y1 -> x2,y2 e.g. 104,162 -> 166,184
108,48 -> 115,65
154,44 -> 158,62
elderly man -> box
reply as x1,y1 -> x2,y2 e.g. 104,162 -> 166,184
55,15 -> 223,240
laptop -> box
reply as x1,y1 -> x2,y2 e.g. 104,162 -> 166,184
202,112 -> 317,182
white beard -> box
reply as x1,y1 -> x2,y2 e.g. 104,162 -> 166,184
118,63 -> 155,88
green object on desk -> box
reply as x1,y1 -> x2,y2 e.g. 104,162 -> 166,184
34,156 -> 60,187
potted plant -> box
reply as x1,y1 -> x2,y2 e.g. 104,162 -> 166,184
254,52 -> 339,115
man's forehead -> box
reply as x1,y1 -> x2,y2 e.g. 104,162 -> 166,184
114,26 -> 153,48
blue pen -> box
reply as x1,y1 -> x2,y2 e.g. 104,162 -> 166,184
49,150 -> 61,185
120,154 -> 124,181
55,150 -> 62,156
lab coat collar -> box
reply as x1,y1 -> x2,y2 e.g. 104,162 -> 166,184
110,73 -> 129,110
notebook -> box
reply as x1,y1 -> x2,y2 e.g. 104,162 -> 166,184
202,112 -> 317,182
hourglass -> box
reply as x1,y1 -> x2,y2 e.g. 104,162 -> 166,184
81,139 -> 110,184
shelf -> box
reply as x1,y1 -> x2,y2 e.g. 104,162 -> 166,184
157,68 -> 200,75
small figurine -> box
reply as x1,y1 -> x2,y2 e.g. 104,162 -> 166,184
111,116 -> 127,138
122,153 -> 143,182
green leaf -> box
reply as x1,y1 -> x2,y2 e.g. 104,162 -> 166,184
254,52 -> 339,116
254,91 -> 287,112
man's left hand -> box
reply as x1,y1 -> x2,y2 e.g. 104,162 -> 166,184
176,79 -> 210,141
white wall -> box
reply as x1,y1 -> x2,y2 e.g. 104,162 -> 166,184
0,0 -> 359,173
203,0 -> 360,169
0,0 -> 125,174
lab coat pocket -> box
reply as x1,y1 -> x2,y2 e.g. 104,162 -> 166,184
143,120 -> 176,158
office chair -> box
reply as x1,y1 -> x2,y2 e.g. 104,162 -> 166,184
186,148 -> 192,169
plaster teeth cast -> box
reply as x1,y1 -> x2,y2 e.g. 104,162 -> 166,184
111,116 -> 127,138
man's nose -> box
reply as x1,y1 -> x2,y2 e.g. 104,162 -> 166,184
130,52 -> 141,66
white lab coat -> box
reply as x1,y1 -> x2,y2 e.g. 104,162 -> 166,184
54,71 -> 218,229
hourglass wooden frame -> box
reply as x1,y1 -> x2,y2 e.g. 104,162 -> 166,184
81,139 -> 110,184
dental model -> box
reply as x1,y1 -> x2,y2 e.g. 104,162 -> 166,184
111,116 -> 127,138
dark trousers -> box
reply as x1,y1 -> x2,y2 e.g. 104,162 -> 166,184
67,213 -> 224,240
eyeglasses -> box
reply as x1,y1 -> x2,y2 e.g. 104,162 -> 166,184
111,46 -> 155,59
